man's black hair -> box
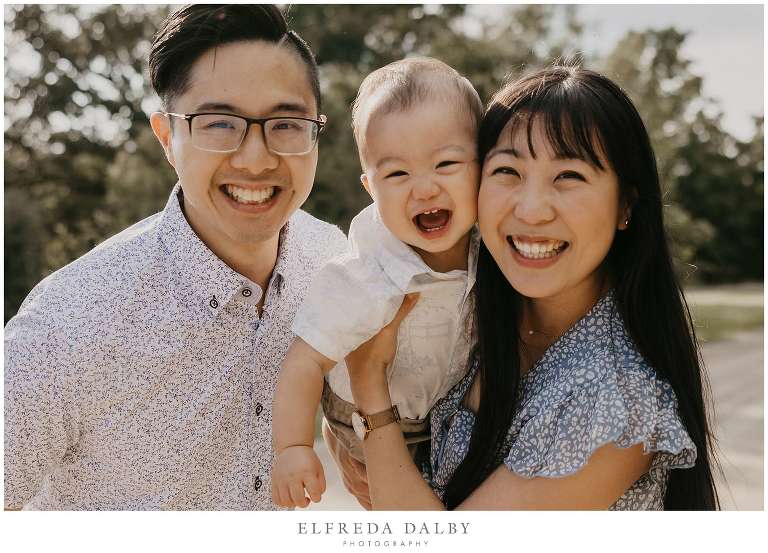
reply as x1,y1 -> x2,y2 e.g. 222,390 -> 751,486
149,5 -> 320,112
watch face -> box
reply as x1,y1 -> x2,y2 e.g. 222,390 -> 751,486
351,412 -> 366,440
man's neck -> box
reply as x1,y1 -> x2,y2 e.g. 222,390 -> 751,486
180,197 -> 282,292
211,234 -> 281,293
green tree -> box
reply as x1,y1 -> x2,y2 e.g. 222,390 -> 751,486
4,4 -> 176,320
600,28 -> 762,282
676,115 -> 763,281
600,29 -> 716,274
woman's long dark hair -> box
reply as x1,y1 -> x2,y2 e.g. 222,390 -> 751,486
444,65 -> 720,510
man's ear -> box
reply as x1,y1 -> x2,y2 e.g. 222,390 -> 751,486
360,173 -> 373,199
150,112 -> 176,168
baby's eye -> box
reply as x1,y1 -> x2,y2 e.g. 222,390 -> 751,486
385,170 -> 408,179
491,166 -> 520,177
555,170 -> 586,182
436,160 -> 460,169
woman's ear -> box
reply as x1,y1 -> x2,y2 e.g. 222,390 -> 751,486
618,207 -> 631,231
618,188 -> 638,230
150,112 -> 176,168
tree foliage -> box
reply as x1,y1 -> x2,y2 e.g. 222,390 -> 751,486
4,5 -> 762,321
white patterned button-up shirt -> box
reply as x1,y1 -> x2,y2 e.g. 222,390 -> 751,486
4,184 -> 347,510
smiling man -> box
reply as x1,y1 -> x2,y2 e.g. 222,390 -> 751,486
4,5 -> 346,510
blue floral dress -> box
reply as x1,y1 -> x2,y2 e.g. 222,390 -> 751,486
424,290 -> 697,510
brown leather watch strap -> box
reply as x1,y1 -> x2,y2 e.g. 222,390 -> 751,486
364,405 -> 401,431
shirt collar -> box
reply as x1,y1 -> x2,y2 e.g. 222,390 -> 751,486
351,204 -> 480,292
271,214 -> 301,297
156,183 -> 264,318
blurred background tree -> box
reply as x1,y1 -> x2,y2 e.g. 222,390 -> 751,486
4,4 -> 763,321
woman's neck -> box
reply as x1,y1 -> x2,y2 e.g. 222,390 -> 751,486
520,273 -> 610,360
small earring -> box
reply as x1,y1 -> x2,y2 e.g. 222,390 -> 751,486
624,219 -> 630,227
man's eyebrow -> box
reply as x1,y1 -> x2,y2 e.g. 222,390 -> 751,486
193,101 -> 239,113
191,101 -> 311,116
270,102 -> 310,115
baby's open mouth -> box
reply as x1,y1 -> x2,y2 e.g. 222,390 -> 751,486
507,236 -> 569,260
413,209 -> 451,233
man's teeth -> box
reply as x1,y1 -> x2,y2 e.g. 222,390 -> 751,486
225,185 -> 275,204
422,209 -> 440,215
512,238 -> 566,259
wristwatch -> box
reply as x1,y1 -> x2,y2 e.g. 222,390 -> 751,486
351,405 -> 401,440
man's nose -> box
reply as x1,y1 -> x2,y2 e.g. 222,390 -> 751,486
411,176 -> 441,201
228,123 -> 280,173
514,181 -> 556,225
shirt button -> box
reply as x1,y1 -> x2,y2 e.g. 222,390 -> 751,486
255,403 -> 263,416
254,475 -> 262,491
242,288 -> 252,298
209,296 -> 219,309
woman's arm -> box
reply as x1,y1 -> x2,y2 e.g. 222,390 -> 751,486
456,443 -> 653,510
346,295 -> 654,510
346,294 -> 445,510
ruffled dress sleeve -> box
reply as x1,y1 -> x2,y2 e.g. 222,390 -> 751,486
503,342 -> 697,480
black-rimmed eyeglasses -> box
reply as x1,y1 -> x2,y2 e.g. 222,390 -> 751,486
164,112 -> 327,155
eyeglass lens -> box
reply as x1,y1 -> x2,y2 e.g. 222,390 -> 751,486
190,114 -> 318,154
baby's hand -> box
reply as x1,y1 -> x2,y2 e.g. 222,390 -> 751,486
272,445 -> 326,508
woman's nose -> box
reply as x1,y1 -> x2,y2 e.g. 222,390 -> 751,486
513,182 -> 555,225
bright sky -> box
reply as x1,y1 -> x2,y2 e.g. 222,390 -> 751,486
474,3 -> 764,141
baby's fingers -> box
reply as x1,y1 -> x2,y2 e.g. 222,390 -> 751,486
273,480 -> 291,508
305,468 -> 327,503
288,481 -> 310,508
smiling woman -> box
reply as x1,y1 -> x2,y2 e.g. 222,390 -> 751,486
344,64 -> 721,511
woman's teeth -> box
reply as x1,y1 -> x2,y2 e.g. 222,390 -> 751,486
510,238 -> 567,259
224,185 -> 275,204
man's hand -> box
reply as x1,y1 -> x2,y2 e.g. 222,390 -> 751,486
272,445 -> 326,508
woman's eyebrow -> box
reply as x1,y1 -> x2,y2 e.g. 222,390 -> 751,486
486,147 -> 521,160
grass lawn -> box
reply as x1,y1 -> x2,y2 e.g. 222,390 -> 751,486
685,282 -> 763,343
688,303 -> 763,343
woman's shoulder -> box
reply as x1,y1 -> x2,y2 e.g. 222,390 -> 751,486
507,291 -> 697,480
535,289 -> 659,392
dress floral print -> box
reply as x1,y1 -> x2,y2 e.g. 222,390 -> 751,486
425,290 -> 697,510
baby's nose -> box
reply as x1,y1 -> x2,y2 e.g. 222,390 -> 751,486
412,177 -> 440,199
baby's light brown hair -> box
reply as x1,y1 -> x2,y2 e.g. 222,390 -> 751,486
351,57 -> 484,169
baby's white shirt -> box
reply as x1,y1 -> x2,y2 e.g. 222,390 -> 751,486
292,203 -> 479,420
